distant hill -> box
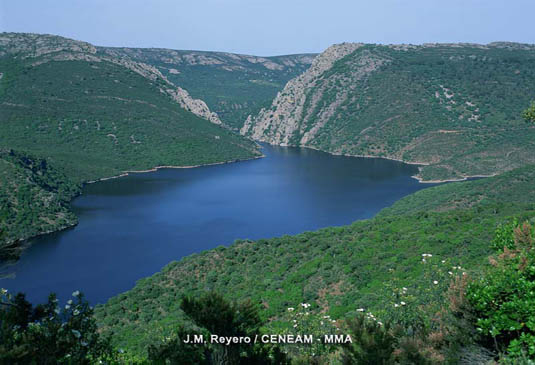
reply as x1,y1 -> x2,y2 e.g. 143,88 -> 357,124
0,33 -> 260,254
241,42 -> 535,182
100,47 -> 316,129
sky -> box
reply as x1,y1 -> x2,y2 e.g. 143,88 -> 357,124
1,0 -> 534,56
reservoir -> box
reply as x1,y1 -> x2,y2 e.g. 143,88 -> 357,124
0,145 -> 432,304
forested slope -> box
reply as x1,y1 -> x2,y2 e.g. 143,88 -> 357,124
242,42 -> 535,181
378,164 -> 535,216
95,165 -> 535,355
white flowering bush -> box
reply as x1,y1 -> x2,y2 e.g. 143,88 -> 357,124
377,252 -> 466,334
279,302 -> 339,359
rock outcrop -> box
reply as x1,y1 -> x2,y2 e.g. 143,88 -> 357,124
166,87 -> 221,125
241,43 -> 365,143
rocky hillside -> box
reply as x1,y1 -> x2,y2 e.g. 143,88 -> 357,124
0,33 -> 260,255
242,42 -> 535,182
0,33 -> 223,124
101,47 -> 316,129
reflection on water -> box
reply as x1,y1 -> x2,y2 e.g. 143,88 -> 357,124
0,145 -> 432,304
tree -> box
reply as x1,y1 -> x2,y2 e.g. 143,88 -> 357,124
341,315 -> 397,365
0,289 -> 115,364
341,315 -> 431,365
147,326 -> 206,365
523,101 -> 535,123
148,292 -> 288,365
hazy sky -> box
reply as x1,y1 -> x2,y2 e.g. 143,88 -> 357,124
1,0 -> 534,56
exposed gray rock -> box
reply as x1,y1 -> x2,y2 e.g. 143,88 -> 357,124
165,87 -> 221,125
240,42 -> 364,143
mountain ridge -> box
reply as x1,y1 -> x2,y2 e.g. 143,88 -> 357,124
100,45 -> 315,129
0,32 -> 226,124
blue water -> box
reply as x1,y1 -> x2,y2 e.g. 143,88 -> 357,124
0,145 -> 432,304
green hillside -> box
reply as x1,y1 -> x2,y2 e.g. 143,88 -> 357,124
243,43 -> 535,182
0,57 -> 259,180
0,150 -> 80,258
0,33 -> 260,254
378,164 -> 535,216
101,47 -> 315,129
94,165 -> 535,356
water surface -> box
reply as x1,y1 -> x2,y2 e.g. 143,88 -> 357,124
1,145 -> 431,304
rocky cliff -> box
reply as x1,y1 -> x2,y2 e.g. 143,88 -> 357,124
240,43 -> 365,143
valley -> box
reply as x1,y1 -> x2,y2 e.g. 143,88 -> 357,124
1,32 -> 535,363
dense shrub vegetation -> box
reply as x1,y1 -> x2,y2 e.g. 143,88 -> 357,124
467,220 -> 535,359
0,34 -> 261,252
92,165 -> 535,363
3,217 -> 535,363
250,43 -> 535,181
0,57 -> 259,181
0,150 -> 80,258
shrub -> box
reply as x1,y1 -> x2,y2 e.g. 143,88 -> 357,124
466,221 -> 535,359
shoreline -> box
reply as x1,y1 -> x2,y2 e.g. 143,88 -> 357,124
258,140 -> 496,184
85,154 -> 264,184
1,154 -> 264,261
3,144 -> 493,262
0,218 -> 78,263
294,144 -> 429,166
410,172 -> 498,184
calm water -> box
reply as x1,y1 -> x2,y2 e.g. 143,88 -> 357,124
0,145 -> 431,304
